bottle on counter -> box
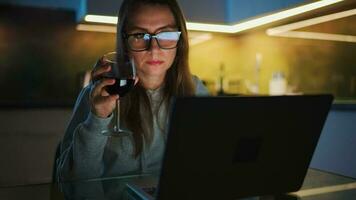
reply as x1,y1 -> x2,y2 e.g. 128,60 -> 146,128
269,71 -> 287,95
217,63 -> 225,95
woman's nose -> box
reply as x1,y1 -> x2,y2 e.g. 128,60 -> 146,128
148,38 -> 160,52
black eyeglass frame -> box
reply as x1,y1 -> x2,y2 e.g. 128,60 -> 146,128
124,31 -> 182,52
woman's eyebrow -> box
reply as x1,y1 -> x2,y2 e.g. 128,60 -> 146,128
128,24 -> 177,33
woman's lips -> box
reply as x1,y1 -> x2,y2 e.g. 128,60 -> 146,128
146,60 -> 164,65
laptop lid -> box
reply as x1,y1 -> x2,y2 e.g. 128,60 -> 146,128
156,95 -> 333,200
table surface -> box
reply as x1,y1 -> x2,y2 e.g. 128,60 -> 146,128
0,168 -> 355,200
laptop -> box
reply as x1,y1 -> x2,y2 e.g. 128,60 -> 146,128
126,94 -> 334,200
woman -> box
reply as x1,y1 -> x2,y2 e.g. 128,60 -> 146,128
57,0 -> 209,181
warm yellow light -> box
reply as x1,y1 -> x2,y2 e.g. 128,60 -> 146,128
291,182 -> 356,197
186,23 -> 235,33
83,0 -> 343,33
267,8 -> 356,35
189,33 -> 213,46
267,8 -> 356,43
85,15 -> 117,24
76,24 -> 117,33
231,0 -> 343,33
271,31 -> 356,43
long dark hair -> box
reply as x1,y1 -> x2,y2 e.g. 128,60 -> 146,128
116,0 -> 195,157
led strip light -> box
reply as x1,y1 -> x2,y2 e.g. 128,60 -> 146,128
267,8 -> 356,43
81,0 -> 343,33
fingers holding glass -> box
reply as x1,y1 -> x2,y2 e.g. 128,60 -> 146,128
93,78 -> 118,97
90,78 -> 119,118
91,59 -> 112,82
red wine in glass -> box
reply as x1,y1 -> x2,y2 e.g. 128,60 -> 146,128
105,78 -> 135,97
100,52 -> 136,136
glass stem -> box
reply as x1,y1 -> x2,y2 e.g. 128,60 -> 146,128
115,99 -> 121,131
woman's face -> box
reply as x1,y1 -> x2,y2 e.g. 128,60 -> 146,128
126,4 -> 178,82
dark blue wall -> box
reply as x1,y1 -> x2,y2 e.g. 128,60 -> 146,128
311,107 -> 356,178
226,0 -> 305,23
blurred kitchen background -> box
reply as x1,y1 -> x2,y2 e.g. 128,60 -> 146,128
0,0 -> 356,188
1,0 -> 356,104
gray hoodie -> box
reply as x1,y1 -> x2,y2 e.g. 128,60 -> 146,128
56,76 -> 209,181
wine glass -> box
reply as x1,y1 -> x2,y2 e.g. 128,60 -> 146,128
100,52 -> 136,136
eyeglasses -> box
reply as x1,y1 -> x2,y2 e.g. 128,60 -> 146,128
125,31 -> 181,52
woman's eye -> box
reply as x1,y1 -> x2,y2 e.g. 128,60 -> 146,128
134,33 -> 145,39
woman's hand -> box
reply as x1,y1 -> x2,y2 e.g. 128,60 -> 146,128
89,58 -> 119,118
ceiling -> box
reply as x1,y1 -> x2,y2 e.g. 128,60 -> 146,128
0,0 -> 355,42
0,0 -> 307,24
87,0 -> 307,24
